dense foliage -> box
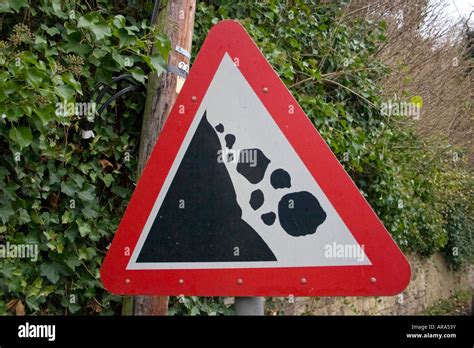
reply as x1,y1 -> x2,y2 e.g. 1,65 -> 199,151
0,0 -> 471,315
193,0 -> 472,262
0,0 -> 168,315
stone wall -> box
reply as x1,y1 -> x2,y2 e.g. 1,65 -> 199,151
276,252 -> 472,315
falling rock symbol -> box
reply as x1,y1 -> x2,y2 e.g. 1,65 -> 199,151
236,148 -> 270,184
137,111 -> 276,262
270,168 -> 292,189
249,189 -> 264,210
278,191 -> 327,237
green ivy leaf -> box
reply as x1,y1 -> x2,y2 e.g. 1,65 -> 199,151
92,48 -> 108,59
25,69 -> 43,89
9,127 -> 33,149
40,24 -> 60,36
62,74 -> 83,95
102,174 -> 114,187
64,257 -> 81,271
78,246 -> 96,261
0,2 -> 13,13
18,208 -> 31,224
77,15 -> 112,41
55,84 -> 75,101
81,206 -> 99,219
51,0 -> 67,19
130,67 -> 146,83
61,211 -> 73,224
112,15 -> 126,29
7,0 -> 28,13
60,180 -> 76,197
77,220 -> 91,237
144,54 -> 166,75
111,49 -> 128,69
39,262 -> 61,284
34,105 -> 55,126
77,184 -> 95,202
0,204 -> 15,224
154,35 -> 171,61
115,29 -> 136,47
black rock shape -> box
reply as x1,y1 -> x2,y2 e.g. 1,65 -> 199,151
236,148 -> 270,184
225,134 -> 236,149
249,189 -> 264,210
278,191 -> 326,237
261,212 -> 276,226
270,168 -> 292,189
137,111 -> 276,262
215,123 -> 224,133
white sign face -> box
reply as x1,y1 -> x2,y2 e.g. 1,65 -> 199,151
101,20 -> 410,298
128,54 -> 370,270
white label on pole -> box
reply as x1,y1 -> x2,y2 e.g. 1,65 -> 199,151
176,76 -> 185,93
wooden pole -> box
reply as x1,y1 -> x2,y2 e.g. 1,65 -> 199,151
131,0 -> 196,316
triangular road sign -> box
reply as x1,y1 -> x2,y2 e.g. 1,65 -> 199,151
101,20 -> 411,296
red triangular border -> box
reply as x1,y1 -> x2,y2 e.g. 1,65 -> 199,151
100,20 -> 411,296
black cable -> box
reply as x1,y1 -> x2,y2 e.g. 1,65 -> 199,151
80,76 -> 145,148
79,0 -> 159,148
94,74 -> 139,107
96,85 -> 143,115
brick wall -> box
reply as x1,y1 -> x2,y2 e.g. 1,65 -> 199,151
272,253 -> 472,315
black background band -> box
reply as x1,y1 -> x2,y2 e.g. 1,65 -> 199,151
0,315 -> 472,346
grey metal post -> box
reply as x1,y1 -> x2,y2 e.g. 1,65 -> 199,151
234,297 -> 264,315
